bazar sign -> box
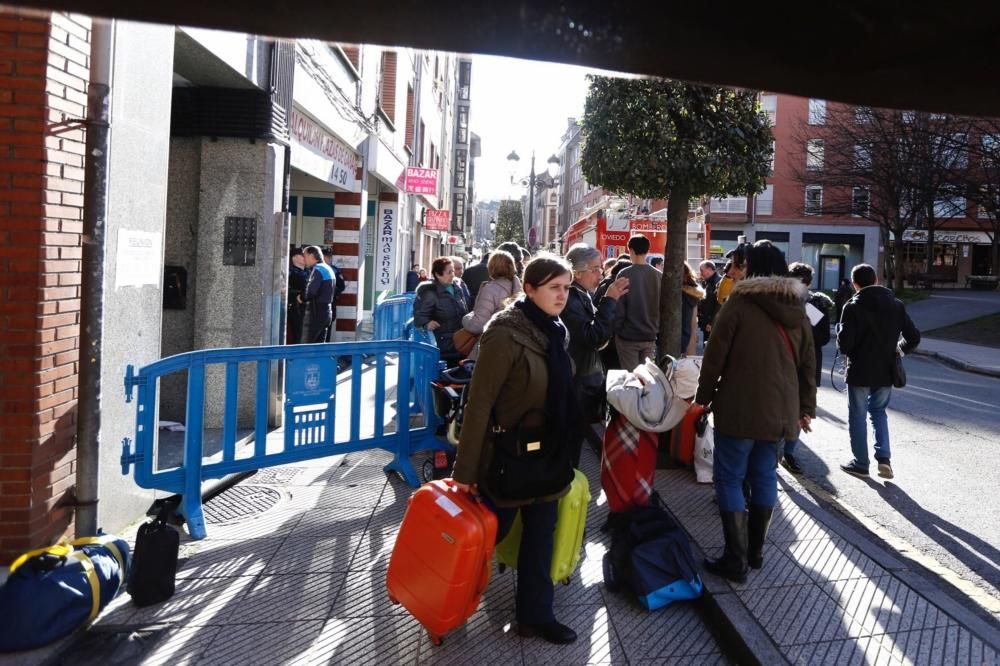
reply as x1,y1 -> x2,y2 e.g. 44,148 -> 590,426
290,108 -> 360,188
374,203 -> 398,291
902,229 -> 991,244
405,167 -> 438,195
425,209 -> 449,231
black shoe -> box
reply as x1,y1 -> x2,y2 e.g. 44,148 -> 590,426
747,505 -> 774,570
703,511 -> 748,583
517,621 -> 577,644
840,461 -> 869,478
780,453 -> 803,475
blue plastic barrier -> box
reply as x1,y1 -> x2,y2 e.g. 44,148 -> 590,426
120,340 -> 447,539
373,293 -> 417,340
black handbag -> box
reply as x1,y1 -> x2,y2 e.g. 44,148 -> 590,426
486,408 -> 574,501
892,349 -> 906,388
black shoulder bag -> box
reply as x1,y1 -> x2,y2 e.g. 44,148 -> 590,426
486,408 -> 574,501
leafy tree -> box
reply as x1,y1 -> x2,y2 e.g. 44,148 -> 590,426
957,119 -> 1000,277
494,199 -> 525,246
581,77 -> 772,357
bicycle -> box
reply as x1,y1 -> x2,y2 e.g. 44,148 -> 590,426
830,323 -> 847,392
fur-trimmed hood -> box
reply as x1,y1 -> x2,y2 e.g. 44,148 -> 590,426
728,276 -> 809,328
683,284 -> 706,301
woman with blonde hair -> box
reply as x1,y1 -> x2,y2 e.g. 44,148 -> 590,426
459,250 -> 522,360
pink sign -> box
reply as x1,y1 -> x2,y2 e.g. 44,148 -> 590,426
425,209 -> 449,231
405,167 -> 439,195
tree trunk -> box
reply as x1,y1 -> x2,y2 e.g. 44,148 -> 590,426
658,189 -> 689,360
892,226 -> 907,292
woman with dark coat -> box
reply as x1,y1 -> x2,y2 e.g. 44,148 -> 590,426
413,256 -> 470,366
452,255 -> 579,645
692,241 -> 817,583
562,243 -> 629,464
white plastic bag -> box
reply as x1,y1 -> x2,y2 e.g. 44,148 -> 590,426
693,412 -> 714,484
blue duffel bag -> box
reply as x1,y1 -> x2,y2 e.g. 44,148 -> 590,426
0,535 -> 130,653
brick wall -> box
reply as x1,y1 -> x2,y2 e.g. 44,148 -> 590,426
0,9 -> 89,563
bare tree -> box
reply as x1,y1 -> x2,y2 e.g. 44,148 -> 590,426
957,119 -> 1000,276
791,105 -> 974,291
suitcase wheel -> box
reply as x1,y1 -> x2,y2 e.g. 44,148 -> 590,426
429,632 -> 443,646
421,459 -> 435,483
498,563 -> 507,574
388,594 -> 400,605
561,578 -> 571,586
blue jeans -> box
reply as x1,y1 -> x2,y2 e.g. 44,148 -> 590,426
848,385 -> 892,467
712,432 -> 782,512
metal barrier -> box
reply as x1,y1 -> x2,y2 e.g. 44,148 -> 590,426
373,292 -> 417,340
120,340 -> 447,539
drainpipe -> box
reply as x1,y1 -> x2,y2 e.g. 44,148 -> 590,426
75,19 -> 114,538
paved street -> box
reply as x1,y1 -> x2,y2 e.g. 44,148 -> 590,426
791,352 -> 1000,624
905,292 -> 1000,332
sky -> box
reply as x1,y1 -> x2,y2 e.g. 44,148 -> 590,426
469,55 -> 626,202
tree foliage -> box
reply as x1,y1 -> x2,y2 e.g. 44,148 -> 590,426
581,77 -> 773,356
494,199 -> 525,246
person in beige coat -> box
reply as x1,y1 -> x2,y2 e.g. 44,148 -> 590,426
460,250 -> 521,360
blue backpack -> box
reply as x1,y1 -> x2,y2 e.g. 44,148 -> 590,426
603,495 -> 703,610
0,535 -> 130,652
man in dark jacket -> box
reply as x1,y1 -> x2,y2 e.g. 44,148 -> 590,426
781,262 -> 835,474
301,246 -> 336,343
463,253 -> 491,304
838,264 -> 920,480
287,247 -> 309,345
697,260 -> 722,342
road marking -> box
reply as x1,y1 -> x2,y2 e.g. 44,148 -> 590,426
905,383 -> 1000,409
784,471 -> 1000,616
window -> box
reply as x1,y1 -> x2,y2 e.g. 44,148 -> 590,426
710,196 -> 747,214
458,61 -> 471,101
756,185 -> 774,215
854,143 -> 872,170
379,51 -> 397,125
452,193 -> 466,230
901,110 -> 916,124
808,99 -> 826,125
404,85 -> 414,152
454,148 -> 467,188
982,134 -> 1000,165
338,44 -> 360,73
855,106 -> 873,124
760,94 -> 777,125
806,139 -> 824,170
933,187 -> 965,218
457,107 -> 468,144
978,186 -> 999,219
851,187 -> 871,216
768,140 -> 775,173
804,186 -> 823,215
937,133 -> 967,169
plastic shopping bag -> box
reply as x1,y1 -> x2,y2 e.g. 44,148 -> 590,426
693,411 -> 713,484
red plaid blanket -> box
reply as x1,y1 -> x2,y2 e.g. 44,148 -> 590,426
601,413 -> 658,513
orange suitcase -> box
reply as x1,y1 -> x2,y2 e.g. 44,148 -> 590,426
386,479 -> 498,645
670,402 -> 705,466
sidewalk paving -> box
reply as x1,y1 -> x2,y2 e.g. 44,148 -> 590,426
12,442 -> 727,666
655,466 -> 1000,665
911,338 -> 1000,378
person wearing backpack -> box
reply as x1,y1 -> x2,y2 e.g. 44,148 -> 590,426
780,262 -> 834,474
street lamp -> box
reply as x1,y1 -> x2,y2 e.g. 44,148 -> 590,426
508,151 -> 562,250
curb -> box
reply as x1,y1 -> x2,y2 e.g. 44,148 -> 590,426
911,348 -> 1000,378
658,506 -> 789,665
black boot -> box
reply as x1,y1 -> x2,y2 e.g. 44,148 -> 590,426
703,511 -> 748,583
747,504 -> 774,570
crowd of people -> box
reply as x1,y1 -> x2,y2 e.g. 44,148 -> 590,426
290,234 -> 920,643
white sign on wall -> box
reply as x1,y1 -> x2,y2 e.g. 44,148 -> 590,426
290,107 -> 361,191
116,230 -> 162,288
374,203 -> 398,291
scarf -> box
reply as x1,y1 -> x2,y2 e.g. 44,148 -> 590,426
515,297 -> 578,448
